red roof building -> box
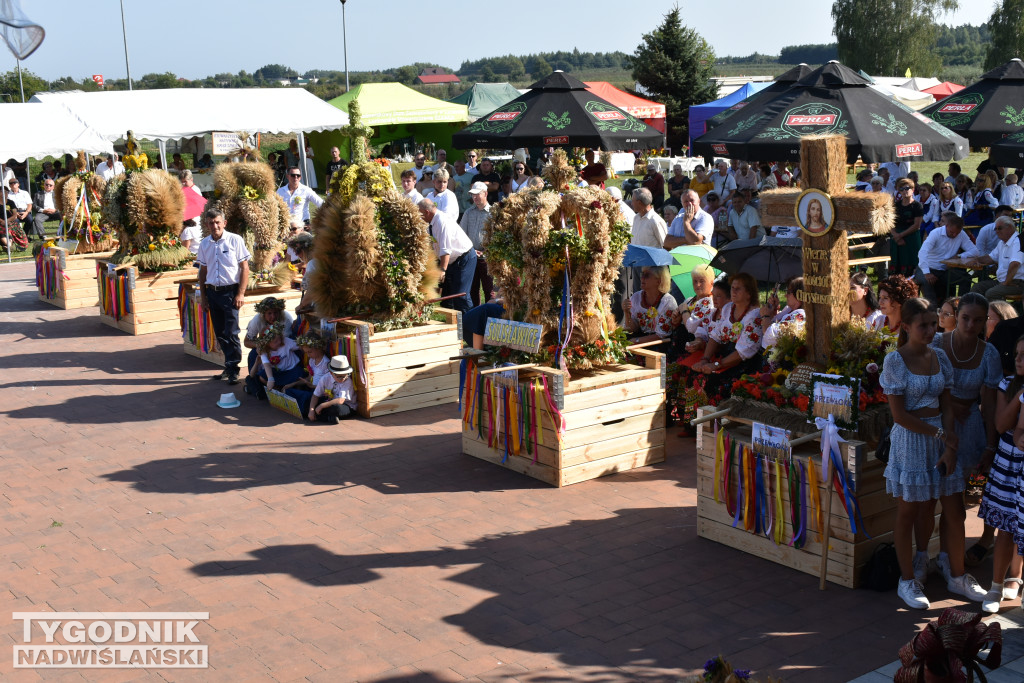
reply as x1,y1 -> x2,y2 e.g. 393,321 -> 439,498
416,68 -> 460,85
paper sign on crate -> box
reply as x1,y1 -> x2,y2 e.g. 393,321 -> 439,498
267,389 -> 302,418
809,373 -> 860,430
751,422 -> 791,462
483,318 -> 543,353
491,363 -> 519,390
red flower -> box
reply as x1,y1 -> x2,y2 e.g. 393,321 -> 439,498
795,395 -> 810,412
758,372 -> 774,386
590,200 -> 602,209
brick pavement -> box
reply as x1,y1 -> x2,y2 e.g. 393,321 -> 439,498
0,262 -> 1015,682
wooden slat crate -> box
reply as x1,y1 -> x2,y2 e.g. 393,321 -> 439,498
96,261 -> 197,335
37,247 -> 115,309
461,349 -> 667,487
179,280 -> 303,366
335,309 -> 463,417
695,406 -> 939,588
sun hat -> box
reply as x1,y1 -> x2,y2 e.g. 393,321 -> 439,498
468,181 -> 488,195
329,355 -> 353,375
217,392 -> 241,409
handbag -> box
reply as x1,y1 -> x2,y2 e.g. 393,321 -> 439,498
875,425 -> 892,464
862,542 -> 901,591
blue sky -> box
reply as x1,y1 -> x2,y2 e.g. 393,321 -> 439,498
9,1 -> 977,82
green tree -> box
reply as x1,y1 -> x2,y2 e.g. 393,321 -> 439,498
630,4 -> 717,150
534,57 -> 553,79
0,68 -> 48,101
986,0 -> 1024,69
832,0 -> 959,77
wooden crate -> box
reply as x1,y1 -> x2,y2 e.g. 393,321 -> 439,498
461,349 -> 667,487
179,281 -> 303,366
695,406 -> 939,589
335,309 -> 463,418
36,247 -> 115,309
96,262 -> 197,335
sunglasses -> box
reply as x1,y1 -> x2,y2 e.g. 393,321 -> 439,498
289,173 -> 301,178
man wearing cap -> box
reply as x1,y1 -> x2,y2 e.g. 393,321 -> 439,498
418,198 -> 477,312
641,162 -> 666,210
197,208 -> 251,384
472,158 -> 501,205
711,160 -> 737,204
309,355 -> 358,424
460,182 -> 492,306
425,168 -> 459,220
277,166 -> 324,225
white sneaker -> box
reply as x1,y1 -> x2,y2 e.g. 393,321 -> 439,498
898,578 -> 930,610
948,573 -> 988,602
982,587 -> 1002,614
1003,579 -> 1022,601
933,553 -> 953,584
913,552 -> 929,583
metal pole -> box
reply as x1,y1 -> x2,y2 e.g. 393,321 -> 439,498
16,59 -> 29,197
158,140 -> 167,172
341,0 -> 349,92
3,183 -> 10,263
120,0 -> 133,90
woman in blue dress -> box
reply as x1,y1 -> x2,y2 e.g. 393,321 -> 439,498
882,297 -> 987,609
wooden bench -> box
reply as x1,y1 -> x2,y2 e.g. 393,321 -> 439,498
848,255 -> 890,268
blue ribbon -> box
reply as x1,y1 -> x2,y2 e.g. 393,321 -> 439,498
458,358 -> 467,412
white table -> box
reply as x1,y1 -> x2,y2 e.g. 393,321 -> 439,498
610,152 -> 637,174
648,156 -> 703,174
191,171 -> 215,193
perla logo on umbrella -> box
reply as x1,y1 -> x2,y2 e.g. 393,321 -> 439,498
781,103 -> 843,136
488,111 -> 522,122
931,93 -> 984,126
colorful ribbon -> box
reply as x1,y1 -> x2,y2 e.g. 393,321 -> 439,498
814,415 -> 869,537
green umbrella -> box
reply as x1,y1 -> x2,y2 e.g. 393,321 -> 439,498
669,244 -> 718,299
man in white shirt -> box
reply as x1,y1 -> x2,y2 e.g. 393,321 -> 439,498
880,161 -> 911,181
196,208 -> 251,384
971,216 -> 1024,300
400,169 -> 423,205
629,188 -> 666,249
429,149 -> 448,173
411,152 -> 428,181
95,154 -> 125,181
974,205 -> 1015,258
464,151 -> 479,175
418,198 -> 477,312
31,177 -> 59,241
1002,174 -> 1024,208
607,186 -> 635,223
727,191 -> 763,241
6,177 -> 31,235
913,212 -> 978,305
425,168 -> 459,220
276,166 -> 324,225
711,160 -> 737,204
665,190 -> 713,248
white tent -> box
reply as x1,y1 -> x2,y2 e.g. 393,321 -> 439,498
869,83 -> 936,111
903,77 -> 942,92
30,88 -> 349,142
0,102 -> 112,160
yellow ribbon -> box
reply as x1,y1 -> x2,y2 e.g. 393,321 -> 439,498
713,426 -> 724,503
774,459 -> 785,545
533,379 -> 544,447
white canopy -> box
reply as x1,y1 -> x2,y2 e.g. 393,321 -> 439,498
0,102 -> 113,161
903,77 -> 942,92
869,83 -> 936,111
30,88 -> 350,142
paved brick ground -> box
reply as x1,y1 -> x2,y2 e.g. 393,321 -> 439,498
0,262 -> 1011,682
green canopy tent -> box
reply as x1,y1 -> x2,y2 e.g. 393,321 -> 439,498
307,82 -> 469,174
447,83 -> 521,121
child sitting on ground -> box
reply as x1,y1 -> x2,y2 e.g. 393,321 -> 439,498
283,333 -> 331,416
308,355 -> 358,423
245,323 -> 303,400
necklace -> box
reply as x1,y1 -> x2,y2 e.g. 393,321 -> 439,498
949,329 -> 979,364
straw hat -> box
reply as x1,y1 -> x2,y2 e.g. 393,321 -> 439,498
329,355 -> 353,375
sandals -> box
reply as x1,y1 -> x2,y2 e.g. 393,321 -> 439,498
965,542 -> 993,567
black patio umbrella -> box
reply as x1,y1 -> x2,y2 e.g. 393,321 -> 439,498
709,236 -> 803,285
692,61 -> 969,163
452,71 -> 665,150
704,64 -> 813,132
920,58 -> 1024,147
988,130 -> 1024,167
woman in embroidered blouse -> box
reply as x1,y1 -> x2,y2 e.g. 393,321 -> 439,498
685,277 -> 729,356
936,182 -> 963,227
760,277 -> 805,349
918,183 -> 939,233
850,271 -> 885,329
882,297 -> 986,610
691,273 -> 763,403
875,275 -> 918,332
914,293 -> 1002,582
622,265 -> 677,344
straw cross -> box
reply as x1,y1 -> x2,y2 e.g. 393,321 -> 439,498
341,99 -> 374,164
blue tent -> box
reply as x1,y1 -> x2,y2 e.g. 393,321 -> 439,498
688,82 -> 771,149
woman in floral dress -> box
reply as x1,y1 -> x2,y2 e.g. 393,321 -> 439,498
622,265 -> 676,344
691,273 -> 764,405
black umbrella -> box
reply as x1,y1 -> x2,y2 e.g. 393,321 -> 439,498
921,58 -> 1024,148
989,131 -> 1024,167
452,71 -> 665,150
709,236 -> 803,284
692,61 -> 969,163
705,64 -> 813,132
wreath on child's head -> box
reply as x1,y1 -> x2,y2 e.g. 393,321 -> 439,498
296,333 -> 326,350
